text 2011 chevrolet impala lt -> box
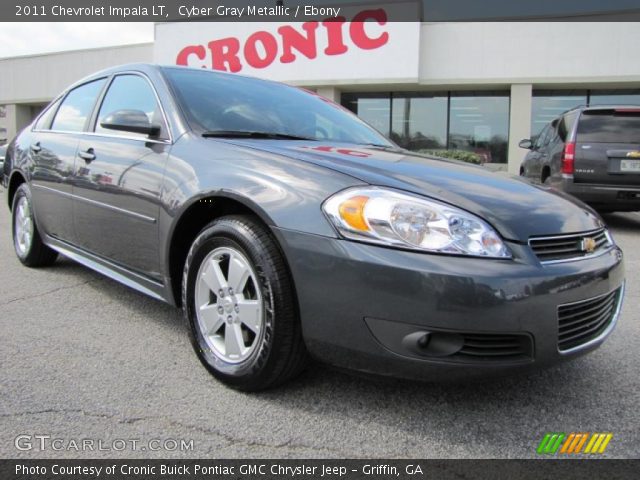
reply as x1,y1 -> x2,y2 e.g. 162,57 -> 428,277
3,65 -> 625,390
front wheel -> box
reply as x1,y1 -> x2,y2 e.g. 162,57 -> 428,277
182,215 -> 308,391
12,183 -> 58,267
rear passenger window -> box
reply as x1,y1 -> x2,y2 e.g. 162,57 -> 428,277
51,79 -> 106,132
34,98 -> 62,131
577,110 -> 640,143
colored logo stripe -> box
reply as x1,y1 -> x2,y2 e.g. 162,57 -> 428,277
537,433 -> 565,454
538,433 -> 613,455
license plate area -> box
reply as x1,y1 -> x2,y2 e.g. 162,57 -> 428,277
620,159 -> 640,172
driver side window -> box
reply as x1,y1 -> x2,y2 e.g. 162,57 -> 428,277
95,74 -> 167,139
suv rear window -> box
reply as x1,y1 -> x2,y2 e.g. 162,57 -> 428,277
576,109 -> 640,144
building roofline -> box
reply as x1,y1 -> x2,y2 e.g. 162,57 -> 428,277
0,42 -> 154,62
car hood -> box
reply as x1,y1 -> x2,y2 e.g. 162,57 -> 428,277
219,139 -> 604,242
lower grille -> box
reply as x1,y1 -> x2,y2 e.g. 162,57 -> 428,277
529,229 -> 611,264
456,333 -> 533,362
557,288 -> 622,351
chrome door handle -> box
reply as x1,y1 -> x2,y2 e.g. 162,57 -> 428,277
78,148 -> 96,162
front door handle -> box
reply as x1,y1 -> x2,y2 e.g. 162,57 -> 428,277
30,142 -> 41,153
78,148 -> 96,162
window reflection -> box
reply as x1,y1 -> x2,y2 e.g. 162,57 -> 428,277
531,90 -> 587,139
391,93 -> 447,150
341,93 -> 390,136
448,93 -> 510,164
342,91 -> 510,163
589,89 -> 640,106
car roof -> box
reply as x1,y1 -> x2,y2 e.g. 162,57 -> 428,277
562,104 -> 640,115
63,63 -> 287,94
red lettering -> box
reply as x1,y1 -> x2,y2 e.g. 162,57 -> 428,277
176,45 -> 206,66
350,9 -> 389,50
208,38 -> 242,73
322,18 -> 348,55
278,22 -> 318,63
337,149 -> 371,157
302,146 -> 371,157
306,146 -> 334,152
174,8 -> 391,71
244,31 -> 278,69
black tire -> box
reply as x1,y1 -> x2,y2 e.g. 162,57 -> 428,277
11,183 -> 58,267
182,215 -> 308,391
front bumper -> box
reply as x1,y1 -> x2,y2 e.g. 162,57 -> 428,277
274,228 -> 625,381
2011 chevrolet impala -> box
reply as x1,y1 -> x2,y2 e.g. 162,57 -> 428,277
3,64 -> 625,390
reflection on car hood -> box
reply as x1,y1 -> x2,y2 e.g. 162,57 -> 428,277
221,139 -> 604,241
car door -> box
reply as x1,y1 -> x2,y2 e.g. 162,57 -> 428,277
73,73 -> 172,279
30,79 -> 107,243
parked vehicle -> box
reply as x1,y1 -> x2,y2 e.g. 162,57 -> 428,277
4,65 -> 625,390
519,106 -> 640,211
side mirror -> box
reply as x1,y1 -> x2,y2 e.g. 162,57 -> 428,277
518,139 -> 533,150
100,110 -> 161,137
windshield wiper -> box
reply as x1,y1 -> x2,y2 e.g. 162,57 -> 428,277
202,130 -> 315,141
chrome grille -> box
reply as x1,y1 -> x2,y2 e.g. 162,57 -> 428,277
557,288 -> 622,351
529,229 -> 611,264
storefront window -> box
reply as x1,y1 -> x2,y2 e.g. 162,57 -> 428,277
391,93 -> 448,150
531,90 -> 587,138
342,91 -> 510,163
448,92 -> 510,164
589,89 -> 640,106
341,93 -> 390,137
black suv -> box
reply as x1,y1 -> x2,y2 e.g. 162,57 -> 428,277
519,106 -> 640,212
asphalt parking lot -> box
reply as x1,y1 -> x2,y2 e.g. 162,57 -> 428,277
0,185 -> 639,459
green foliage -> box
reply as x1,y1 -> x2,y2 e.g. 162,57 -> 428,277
417,149 -> 483,164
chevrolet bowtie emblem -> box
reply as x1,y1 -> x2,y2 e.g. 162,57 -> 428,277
626,151 -> 640,158
581,237 -> 597,253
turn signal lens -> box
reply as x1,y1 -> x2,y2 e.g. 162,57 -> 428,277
338,196 -> 370,231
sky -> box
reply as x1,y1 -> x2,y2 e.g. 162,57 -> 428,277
0,23 -> 155,58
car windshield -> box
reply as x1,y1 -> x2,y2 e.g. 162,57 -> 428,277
162,67 -> 393,147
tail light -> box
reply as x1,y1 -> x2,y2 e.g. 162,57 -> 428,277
561,142 -> 575,175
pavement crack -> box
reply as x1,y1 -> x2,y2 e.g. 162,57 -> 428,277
0,408 -> 353,456
0,279 -> 101,307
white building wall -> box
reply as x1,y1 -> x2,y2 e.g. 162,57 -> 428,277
0,43 -> 153,104
418,23 -> 640,86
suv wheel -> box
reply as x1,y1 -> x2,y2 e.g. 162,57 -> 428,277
182,215 -> 308,391
12,183 -> 58,267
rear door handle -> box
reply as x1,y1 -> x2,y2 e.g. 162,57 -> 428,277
78,148 -> 96,162
30,142 -> 41,153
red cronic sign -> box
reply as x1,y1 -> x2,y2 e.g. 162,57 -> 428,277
175,9 -> 389,73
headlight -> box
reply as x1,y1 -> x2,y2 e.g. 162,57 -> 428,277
323,187 -> 511,258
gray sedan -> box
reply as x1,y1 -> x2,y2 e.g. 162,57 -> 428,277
4,64 -> 625,390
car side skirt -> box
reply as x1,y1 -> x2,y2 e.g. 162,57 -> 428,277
44,235 -> 170,304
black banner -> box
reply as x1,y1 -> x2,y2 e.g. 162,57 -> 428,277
5,0 -> 640,22
1,459 -> 639,480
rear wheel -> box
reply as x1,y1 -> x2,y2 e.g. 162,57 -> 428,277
12,183 -> 58,267
182,215 -> 308,391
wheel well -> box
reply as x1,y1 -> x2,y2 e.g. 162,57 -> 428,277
7,172 -> 26,210
541,166 -> 551,182
168,196 -> 269,306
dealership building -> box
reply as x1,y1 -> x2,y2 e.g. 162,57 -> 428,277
1,19 -> 640,174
